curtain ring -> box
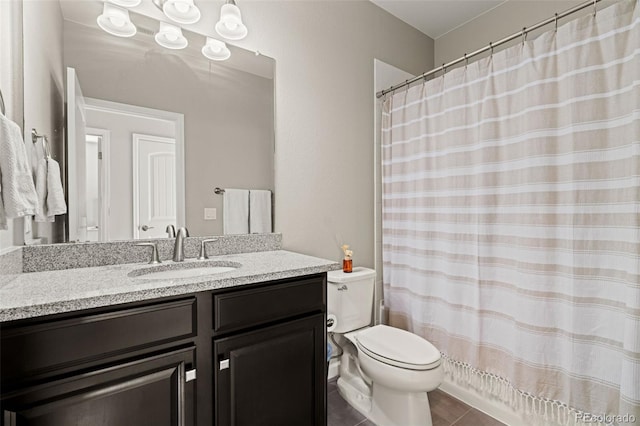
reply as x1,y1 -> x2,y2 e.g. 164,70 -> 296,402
464,53 -> 468,68
423,72 -> 428,82
489,42 -> 494,56
554,13 -> 559,32
441,63 -> 446,78
593,0 -> 597,17
522,27 -> 527,45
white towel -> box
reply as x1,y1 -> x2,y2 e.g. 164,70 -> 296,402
249,190 -> 272,234
223,189 -> 249,234
0,114 -> 38,223
35,159 -> 53,222
46,158 -> 66,215
0,183 -> 6,230
34,158 -> 67,222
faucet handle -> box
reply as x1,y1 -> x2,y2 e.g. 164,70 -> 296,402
198,238 -> 219,260
136,243 -> 162,264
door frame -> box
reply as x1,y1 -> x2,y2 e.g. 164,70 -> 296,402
83,98 -> 186,235
85,127 -> 111,242
132,133 -> 177,240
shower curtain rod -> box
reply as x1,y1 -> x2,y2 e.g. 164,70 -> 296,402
376,0 -> 602,99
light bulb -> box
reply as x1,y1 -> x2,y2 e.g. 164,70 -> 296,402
163,0 -> 201,24
215,2 -> 247,40
97,3 -> 137,38
109,16 -> 125,27
174,2 -> 189,13
155,22 -> 188,49
202,37 -> 231,61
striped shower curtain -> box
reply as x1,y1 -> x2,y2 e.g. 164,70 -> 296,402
381,1 -> 639,424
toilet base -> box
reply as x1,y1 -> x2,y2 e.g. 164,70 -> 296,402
337,371 -> 434,426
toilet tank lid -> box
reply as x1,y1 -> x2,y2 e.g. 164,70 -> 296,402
327,267 -> 376,283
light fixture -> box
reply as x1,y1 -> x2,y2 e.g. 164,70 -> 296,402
97,3 -> 137,38
107,0 -> 142,7
215,0 -> 248,40
202,37 -> 231,61
155,22 -> 188,49
153,0 -> 201,25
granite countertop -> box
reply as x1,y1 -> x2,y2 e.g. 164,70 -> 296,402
0,250 -> 340,322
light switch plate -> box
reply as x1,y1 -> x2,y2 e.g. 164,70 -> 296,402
204,208 -> 217,220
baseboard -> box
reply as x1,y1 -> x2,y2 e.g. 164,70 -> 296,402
439,377 -> 527,426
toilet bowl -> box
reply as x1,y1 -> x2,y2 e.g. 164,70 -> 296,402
328,268 -> 443,426
339,325 -> 443,426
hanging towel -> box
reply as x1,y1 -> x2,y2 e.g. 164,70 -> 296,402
249,190 -> 272,234
0,183 -> 6,230
34,158 -> 67,222
46,158 -> 66,216
0,114 -> 38,222
223,189 -> 249,234
35,159 -> 52,222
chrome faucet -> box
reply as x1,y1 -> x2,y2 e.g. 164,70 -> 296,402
166,224 -> 176,238
173,227 -> 189,262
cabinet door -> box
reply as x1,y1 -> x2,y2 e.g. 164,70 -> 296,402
214,314 -> 326,426
1,347 -> 195,426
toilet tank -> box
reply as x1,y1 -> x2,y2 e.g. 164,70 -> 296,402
327,267 -> 376,333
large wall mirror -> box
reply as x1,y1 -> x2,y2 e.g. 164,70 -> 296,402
28,1 -> 275,243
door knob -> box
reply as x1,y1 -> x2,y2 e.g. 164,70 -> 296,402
141,225 -> 155,231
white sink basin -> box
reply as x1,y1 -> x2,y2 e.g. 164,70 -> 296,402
130,261 -> 240,280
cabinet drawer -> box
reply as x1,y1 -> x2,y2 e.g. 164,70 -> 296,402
213,275 -> 326,335
1,297 -> 196,383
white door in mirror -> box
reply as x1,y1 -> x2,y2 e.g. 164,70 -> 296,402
133,134 -> 176,239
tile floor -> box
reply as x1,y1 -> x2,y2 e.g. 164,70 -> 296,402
327,378 -> 505,426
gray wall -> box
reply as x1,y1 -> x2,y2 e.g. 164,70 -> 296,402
20,1 -> 64,247
240,1 -> 434,266
63,21 -> 274,237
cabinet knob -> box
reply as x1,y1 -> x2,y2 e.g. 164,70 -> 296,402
219,359 -> 230,370
186,369 -> 197,382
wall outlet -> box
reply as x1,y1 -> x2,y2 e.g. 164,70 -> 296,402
204,208 -> 217,220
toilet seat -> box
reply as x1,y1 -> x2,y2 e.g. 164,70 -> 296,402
355,325 -> 441,371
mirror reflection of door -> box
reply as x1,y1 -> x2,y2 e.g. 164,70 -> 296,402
133,134 -> 176,240
66,67 -> 87,242
84,129 -> 110,242
81,100 -> 184,242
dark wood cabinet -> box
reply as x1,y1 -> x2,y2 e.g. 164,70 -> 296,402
2,347 -> 195,426
214,314 -> 326,426
0,273 -> 327,426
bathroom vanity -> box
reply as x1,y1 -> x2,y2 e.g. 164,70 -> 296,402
0,247 -> 336,426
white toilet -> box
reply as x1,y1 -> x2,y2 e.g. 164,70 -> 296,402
328,267 -> 443,426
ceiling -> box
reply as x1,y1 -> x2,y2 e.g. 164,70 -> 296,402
370,0 -> 507,39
